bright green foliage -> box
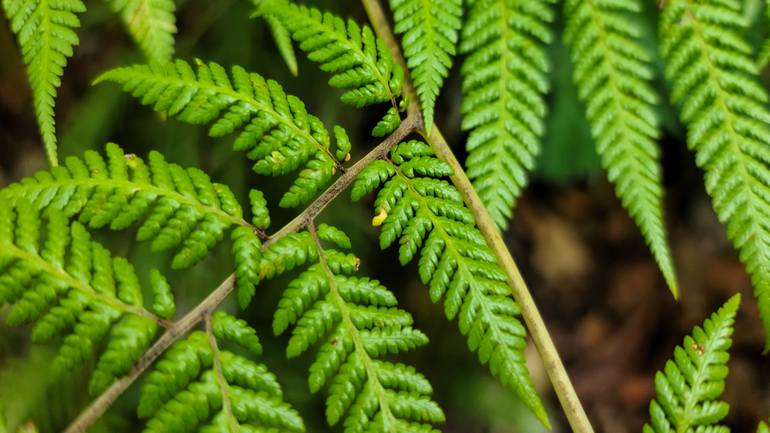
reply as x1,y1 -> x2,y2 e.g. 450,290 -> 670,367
0,205 -> 173,396
232,227 -> 262,309
643,295 -> 740,433
258,0 -> 404,109
138,311 -> 304,433
459,0 -> 554,230
106,0 -> 177,63
259,224 -> 445,433
759,421 -> 770,433
1,0 -> 86,166
97,59 -> 350,208
389,0 -> 462,129
0,143 -> 262,273
659,0 -> 770,347
249,0 -> 298,75
563,0 -> 677,295
352,141 -> 549,427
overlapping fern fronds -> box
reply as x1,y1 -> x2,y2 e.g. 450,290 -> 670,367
138,311 -> 305,433
257,0 -> 404,110
459,0 -> 555,230
643,295 -> 739,433
351,141 -> 548,427
97,59 -> 351,208
258,224 -> 445,433
563,0 -> 677,294
0,204 -> 175,396
1,0 -> 86,166
106,0 -> 177,63
660,0 -> 770,346
0,143 -> 265,305
389,0 -> 462,129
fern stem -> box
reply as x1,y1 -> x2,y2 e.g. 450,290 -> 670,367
204,312 -> 239,433
361,0 -> 595,430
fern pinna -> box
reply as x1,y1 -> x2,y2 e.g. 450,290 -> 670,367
0,143 -> 265,308
97,59 -> 351,209
659,0 -> 770,347
1,0 -> 177,167
138,311 -> 304,433
459,0 -> 555,230
352,141 -> 548,426
259,224 -> 444,433
0,204 -> 175,396
643,295 -> 739,433
563,0 -> 677,295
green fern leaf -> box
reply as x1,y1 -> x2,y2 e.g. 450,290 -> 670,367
643,294 -> 739,433
352,141 -> 549,427
96,59 -> 350,208
459,0 -> 554,230
759,0 -> 770,68
759,421 -> 770,433
660,0 -> 770,347
138,311 -> 304,433
1,0 -> 86,166
259,224 -> 445,433
564,0 -> 677,294
257,0 -> 404,109
0,205 -> 174,396
389,0 -> 462,129
106,0 -> 177,63
0,143 -> 261,273
249,0 -> 298,75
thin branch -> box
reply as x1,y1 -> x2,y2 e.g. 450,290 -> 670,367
62,111 -> 419,433
360,0 -> 596,432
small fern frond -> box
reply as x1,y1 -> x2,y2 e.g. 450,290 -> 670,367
2,0 -> 86,166
249,0 -> 298,75
352,141 -> 549,427
389,0 -> 462,129
459,0 -> 555,230
563,0 -> 677,294
138,311 -> 305,433
0,143 -> 264,279
660,0 -> 770,347
106,0 -> 177,63
0,205 -> 174,396
758,0 -> 770,68
643,294 -> 739,433
97,59 -> 351,208
759,421 -> 770,433
257,0 -> 404,110
258,224 -> 445,433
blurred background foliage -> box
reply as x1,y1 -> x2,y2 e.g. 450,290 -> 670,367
1,0 -> 770,432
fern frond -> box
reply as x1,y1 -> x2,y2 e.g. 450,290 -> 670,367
0,205 -> 174,396
97,59 -> 351,208
759,421 -> 770,433
2,0 -> 86,166
563,0 -> 677,294
106,0 -> 177,63
351,141 -> 549,427
0,144 -> 265,306
643,295 -> 739,433
249,0 -> 298,75
759,0 -> 770,68
138,311 -> 305,433
258,224 -> 444,433
660,0 -> 770,347
258,0 -> 404,109
459,0 -> 554,230
389,0 -> 462,129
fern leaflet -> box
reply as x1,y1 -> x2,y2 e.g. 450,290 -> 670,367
459,0 -> 555,230
660,0 -> 770,347
138,311 -> 305,433
389,0 -> 462,129
257,0 -> 404,110
0,205 -> 175,396
106,0 -> 177,63
258,224 -> 444,433
759,0 -> 770,68
1,0 -> 86,166
643,294 -> 739,433
0,143 -> 265,305
97,59 -> 352,208
352,141 -> 549,426
563,0 -> 677,294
